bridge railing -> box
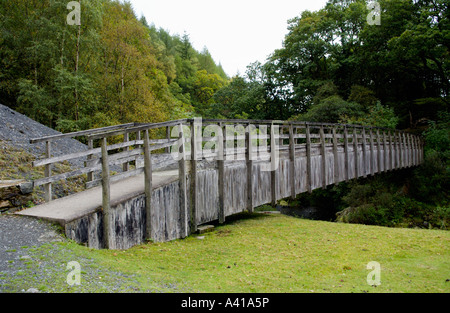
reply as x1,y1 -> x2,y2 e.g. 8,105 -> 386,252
30,119 -> 423,240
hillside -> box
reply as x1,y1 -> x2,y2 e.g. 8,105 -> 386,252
0,103 -> 87,165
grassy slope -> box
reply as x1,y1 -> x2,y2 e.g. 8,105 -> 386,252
6,213 -> 449,293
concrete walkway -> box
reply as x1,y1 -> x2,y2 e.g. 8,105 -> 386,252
16,170 -> 179,226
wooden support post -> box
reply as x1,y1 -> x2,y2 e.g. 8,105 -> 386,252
143,129 -> 153,240
393,131 -> 398,169
413,135 -> 418,166
376,129 -> 382,173
217,123 -> 226,224
122,132 -> 129,172
246,130 -> 254,212
399,132 -> 404,168
383,130 -> 388,172
44,141 -> 52,202
388,130 -> 393,171
190,120 -> 198,233
305,124 -> 313,191
289,123 -> 296,198
101,137 -> 111,249
353,127 -> 359,179
369,128 -> 375,176
332,127 -> 339,185
406,133 -> 411,168
361,128 -> 367,178
271,124 -> 279,204
87,139 -> 94,183
343,126 -> 349,182
178,123 -> 189,238
165,126 -> 171,153
319,125 -> 327,188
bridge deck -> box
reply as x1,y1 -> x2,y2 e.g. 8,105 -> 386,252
17,170 -> 178,226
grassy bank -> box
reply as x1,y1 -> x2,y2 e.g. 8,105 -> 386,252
2,213 -> 449,293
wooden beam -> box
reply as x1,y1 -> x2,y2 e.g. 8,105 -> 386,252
122,133 -> 130,172
376,129 -> 382,173
361,128 -> 367,178
343,126 -> 349,182
319,126 -> 327,188
353,127 -> 359,179
217,123 -> 226,224
289,123 -> 296,198
101,137 -> 111,249
271,124 -> 279,204
143,129 -> 153,241
44,141 -> 52,202
178,124 -> 189,238
246,131 -> 254,212
190,120 -> 199,233
332,127 -> 339,185
369,128 -> 375,176
306,124 -> 313,192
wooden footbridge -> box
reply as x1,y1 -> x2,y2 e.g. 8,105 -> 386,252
18,118 -> 424,249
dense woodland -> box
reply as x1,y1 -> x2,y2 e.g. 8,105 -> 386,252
1,0 -> 448,227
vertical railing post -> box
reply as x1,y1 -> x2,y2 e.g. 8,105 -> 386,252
246,129 -> 254,212
178,123 -> 189,238
165,126 -> 171,153
361,127 -> 367,178
305,123 -> 313,192
87,139 -> 94,183
332,126 -> 339,185
190,119 -> 199,233
369,128 -> 375,176
101,137 -> 111,249
376,129 -> 382,173
319,125 -> 327,188
123,132 -> 129,172
343,126 -> 349,182
289,123 -> 296,198
44,140 -> 52,202
143,129 -> 153,241
217,122 -> 226,224
353,127 -> 359,179
271,123 -> 279,205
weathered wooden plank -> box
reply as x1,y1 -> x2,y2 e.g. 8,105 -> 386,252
376,129 -> 382,173
101,137 -> 112,249
30,123 -> 136,144
343,126 -> 349,181
319,126 -> 327,188
332,127 -> 339,185
369,129 -> 375,176
353,128 -> 359,179
306,124 -> 312,192
246,131 -> 254,212
88,119 -> 189,140
289,124 -> 296,197
87,139 -> 94,183
190,120 -> 199,232
123,133 -> 130,172
217,123 -> 226,224
271,124 -> 279,204
44,141 -> 52,202
178,124 -> 189,238
85,167 -> 145,190
361,128 -> 367,178
143,129 -> 153,240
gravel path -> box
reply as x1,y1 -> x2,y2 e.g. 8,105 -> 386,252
0,214 -> 64,292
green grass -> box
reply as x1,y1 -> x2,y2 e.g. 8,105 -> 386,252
3,213 -> 450,293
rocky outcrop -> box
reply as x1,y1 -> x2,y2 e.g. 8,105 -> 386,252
0,180 -> 33,213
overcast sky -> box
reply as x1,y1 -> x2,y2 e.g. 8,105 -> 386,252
128,0 -> 329,77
